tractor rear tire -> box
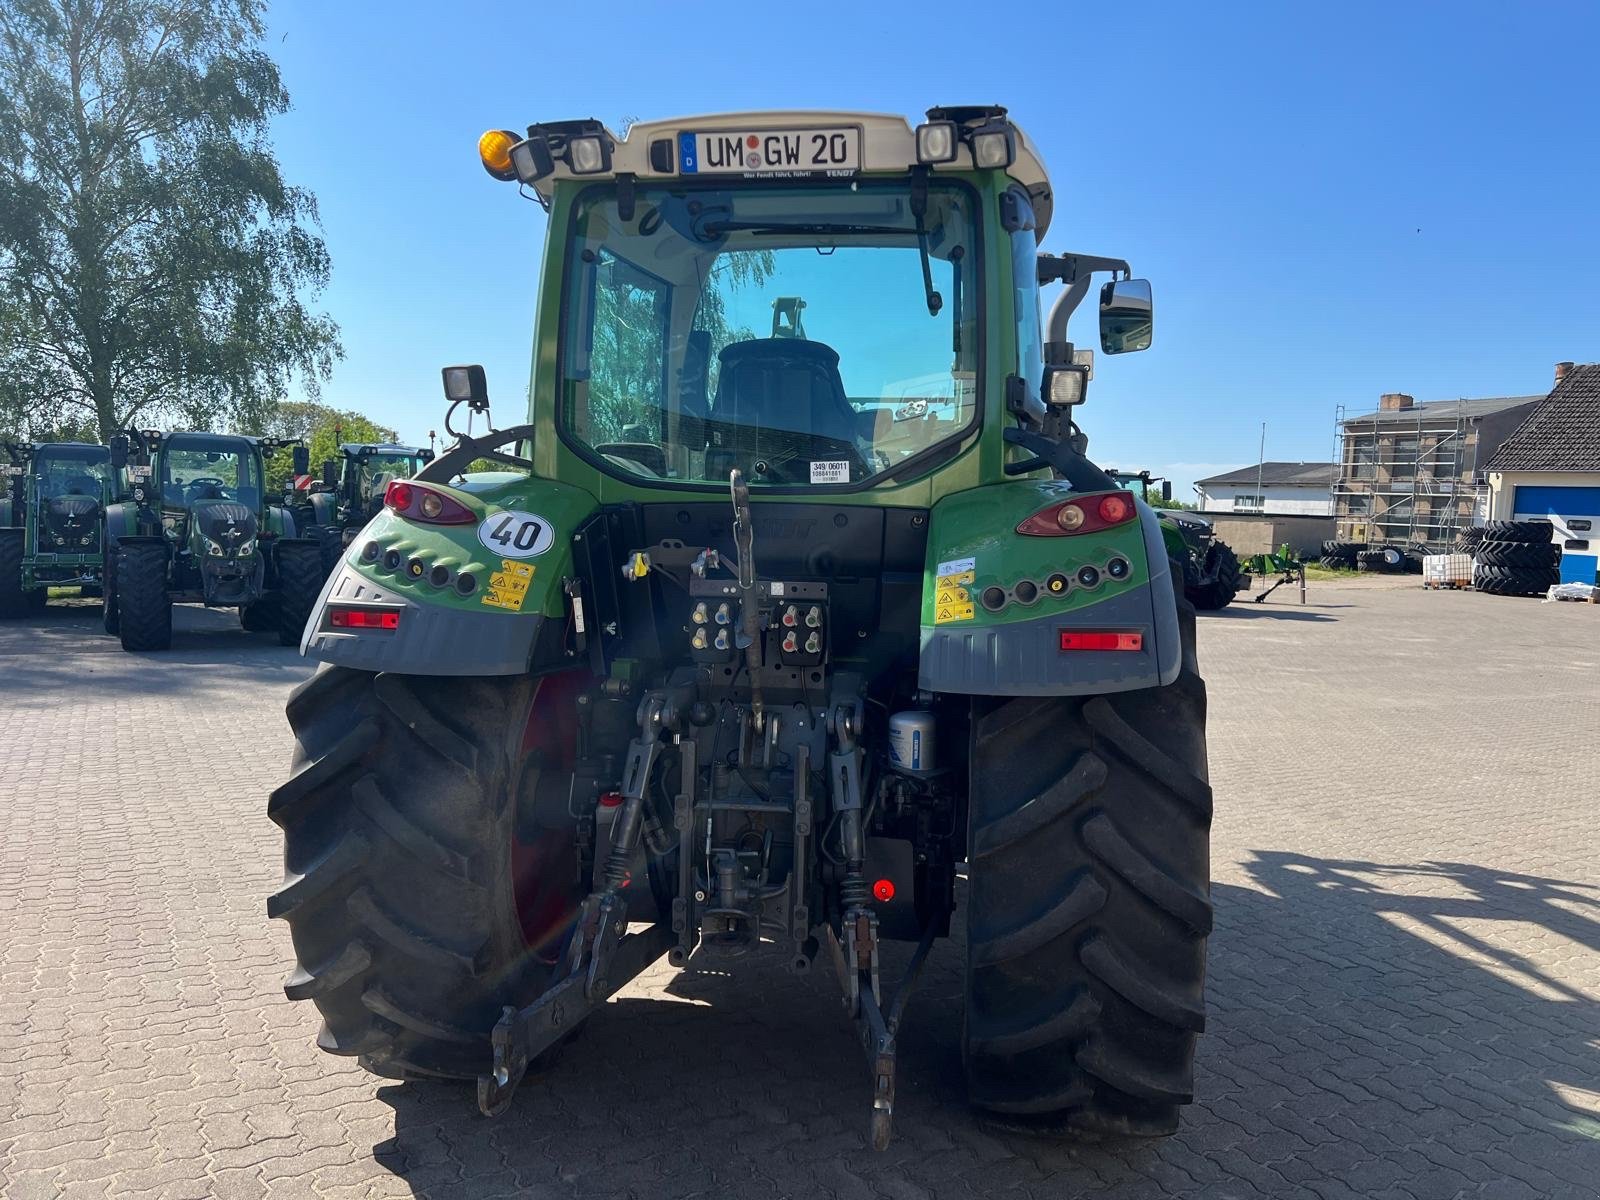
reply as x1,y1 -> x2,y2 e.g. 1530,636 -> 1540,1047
313,526 -> 345,577
1474,540 -> 1559,570
964,597 -> 1211,1137
117,542 -> 171,651
1187,543 -> 1240,610
1482,519 -> 1553,544
0,528 -> 25,618
1473,564 -> 1558,596
269,667 -> 587,1080
277,540 -> 325,647
101,540 -> 120,634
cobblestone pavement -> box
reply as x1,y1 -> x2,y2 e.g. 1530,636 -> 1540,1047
2,585 -> 1598,1199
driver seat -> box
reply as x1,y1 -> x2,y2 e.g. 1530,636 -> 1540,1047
710,338 -> 859,453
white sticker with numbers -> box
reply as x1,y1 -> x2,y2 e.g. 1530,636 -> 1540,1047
476,510 -> 554,558
809,460 -> 850,484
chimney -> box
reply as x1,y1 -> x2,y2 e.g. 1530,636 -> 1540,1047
1555,361 -> 1575,386
1378,393 -> 1414,411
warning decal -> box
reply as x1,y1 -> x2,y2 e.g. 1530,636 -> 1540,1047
483,559 -> 535,611
933,562 -> 977,623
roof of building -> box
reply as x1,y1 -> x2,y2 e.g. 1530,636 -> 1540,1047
1342,395 -> 1542,425
1486,363 -> 1600,473
1196,461 -> 1339,488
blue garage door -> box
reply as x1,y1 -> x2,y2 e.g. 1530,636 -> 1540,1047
1513,485 -> 1600,585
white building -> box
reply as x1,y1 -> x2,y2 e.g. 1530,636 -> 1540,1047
1194,462 -> 1337,515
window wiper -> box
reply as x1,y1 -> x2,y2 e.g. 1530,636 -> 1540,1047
909,174 -> 943,318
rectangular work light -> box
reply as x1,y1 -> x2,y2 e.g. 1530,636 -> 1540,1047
914,121 -> 959,164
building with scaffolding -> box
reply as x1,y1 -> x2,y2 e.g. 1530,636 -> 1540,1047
1333,390 -> 1542,549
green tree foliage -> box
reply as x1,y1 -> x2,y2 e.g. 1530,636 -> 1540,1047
0,0 -> 340,443
586,248 -> 772,444
257,400 -> 399,492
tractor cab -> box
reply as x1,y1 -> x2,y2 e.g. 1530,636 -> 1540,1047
320,443 -> 434,524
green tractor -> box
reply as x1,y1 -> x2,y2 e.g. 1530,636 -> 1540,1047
105,430 -> 325,650
296,443 -> 435,574
269,107 -> 1211,1148
1107,469 -> 1244,611
0,440 -> 113,616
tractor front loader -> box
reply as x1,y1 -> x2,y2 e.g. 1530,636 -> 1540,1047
269,107 -> 1212,1149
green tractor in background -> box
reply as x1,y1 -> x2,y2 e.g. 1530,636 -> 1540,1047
0,440 -> 113,616
1106,469 -> 1245,610
295,442 -> 435,574
105,430 -> 325,650
269,107 -> 1212,1149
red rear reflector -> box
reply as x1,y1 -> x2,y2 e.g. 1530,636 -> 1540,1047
598,791 -> 624,809
329,606 -> 400,630
1097,493 -> 1132,524
1059,631 -> 1143,651
384,481 -> 414,512
872,878 -> 896,902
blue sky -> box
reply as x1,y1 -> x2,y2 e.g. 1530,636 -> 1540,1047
265,0 -> 1600,496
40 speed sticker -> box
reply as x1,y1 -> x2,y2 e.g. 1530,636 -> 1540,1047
477,510 -> 554,558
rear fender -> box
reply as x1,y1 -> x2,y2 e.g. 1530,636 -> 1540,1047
917,483 -> 1180,696
301,474 -> 598,676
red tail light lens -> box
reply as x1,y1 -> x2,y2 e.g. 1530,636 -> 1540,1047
329,606 -> 401,630
1098,494 -> 1132,524
873,878 -> 896,902
1017,490 -> 1138,537
1059,631 -> 1143,651
384,481 -> 474,525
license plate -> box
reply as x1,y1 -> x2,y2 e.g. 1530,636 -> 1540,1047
679,127 -> 860,177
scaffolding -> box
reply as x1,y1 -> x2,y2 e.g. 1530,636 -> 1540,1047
1331,399 -> 1487,550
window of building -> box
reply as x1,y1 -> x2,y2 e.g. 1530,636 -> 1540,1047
1233,494 -> 1265,511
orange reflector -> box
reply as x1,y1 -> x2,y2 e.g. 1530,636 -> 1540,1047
872,878 -> 896,902
329,606 -> 400,631
1059,631 -> 1143,652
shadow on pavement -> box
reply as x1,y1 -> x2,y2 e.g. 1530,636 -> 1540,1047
0,601 -> 313,705
364,851 -> 1600,1197
1201,604 -> 1339,621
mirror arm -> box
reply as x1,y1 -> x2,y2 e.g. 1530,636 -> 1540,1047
1039,252 -> 1131,345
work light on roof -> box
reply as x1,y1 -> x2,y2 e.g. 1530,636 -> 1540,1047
914,121 -> 958,164
510,137 -> 553,185
971,123 -> 1016,169
567,135 -> 609,175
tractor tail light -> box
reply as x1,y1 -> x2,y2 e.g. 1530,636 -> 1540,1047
384,481 -> 474,525
1059,631 -> 1143,652
1017,490 -> 1138,537
328,606 -> 401,631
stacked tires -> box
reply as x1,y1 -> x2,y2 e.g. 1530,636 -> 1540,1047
1319,540 -> 1361,570
1473,520 -> 1558,596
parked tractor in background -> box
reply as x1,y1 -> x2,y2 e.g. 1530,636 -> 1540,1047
295,443 -> 435,574
269,107 -> 1212,1150
1107,469 -> 1245,610
1,441 -> 112,616
105,430 -> 324,650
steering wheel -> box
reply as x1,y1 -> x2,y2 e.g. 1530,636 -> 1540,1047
184,476 -> 229,499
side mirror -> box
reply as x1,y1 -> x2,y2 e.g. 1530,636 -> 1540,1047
291,445 -> 310,477
442,364 -> 489,407
1162,481 -> 1173,503
321,459 -> 337,488
1099,278 -> 1153,354
109,435 -> 129,471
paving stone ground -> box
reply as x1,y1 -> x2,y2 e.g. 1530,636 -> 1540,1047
2,581 -> 1598,1199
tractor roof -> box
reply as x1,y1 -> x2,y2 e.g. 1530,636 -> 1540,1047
518,109 -> 1055,237
339,443 -> 427,457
